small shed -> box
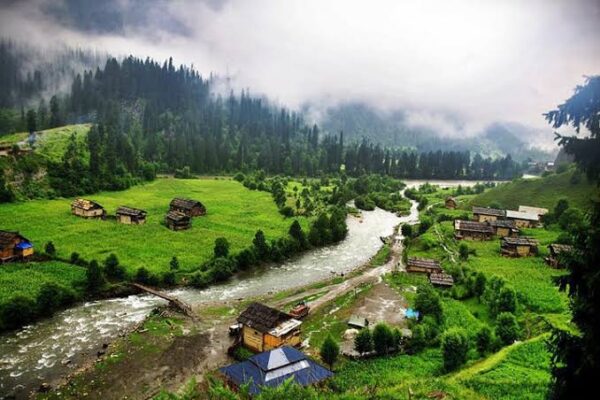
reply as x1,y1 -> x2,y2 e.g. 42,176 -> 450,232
165,211 -> 192,231
169,198 -> 206,217
71,198 -> 106,219
501,237 -> 539,257
545,244 -> 573,268
347,315 -> 369,329
0,231 -> 34,262
406,257 -> 442,274
472,206 -> 505,222
116,206 -> 147,225
489,220 -> 519,238
429,272 -> 454,288
505,210 -> 539,228
454,220 -> 494,240
238,302 -> 302,352
219,346 -> 333,396
445,197 -> 457,209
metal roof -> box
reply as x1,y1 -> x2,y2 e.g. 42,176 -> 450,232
518,205 -> 549,216
268,318 -> 302,338
505,210 -> 539,222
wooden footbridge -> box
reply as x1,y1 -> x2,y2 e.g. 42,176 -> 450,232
130,283 -> 196,318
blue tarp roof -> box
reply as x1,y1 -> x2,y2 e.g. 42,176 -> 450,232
15,242 -> 33,250
405,308 -> 420,319
219,346 -> 333,395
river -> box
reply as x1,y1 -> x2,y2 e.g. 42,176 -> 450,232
0,179 -> 483,398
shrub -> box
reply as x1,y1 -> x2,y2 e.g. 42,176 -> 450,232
86,260 -> 106,292
473,272 -> 487,300
170,256 -> 180,271
70,252 -> 80,264
36,282 -> 75,315
407,324 -> 427,354
205,257 -> 236,282
104,253 -> 125,280
355,196 -> 375,211
135,267 -> 151,285
554,198 -> 569,218
415,285 -> 443,323
0,296 -> 37,331
232,345 -> 254,361
189,272 -> 210,289
497,287 -> 517,314
235,248 -> 256,270
162,271 -> 176,286
320,335 -> 340,370
496,312 -> 520,345
214,237 -> 230,258
44,241 -> 56,256
459,243 -> 469,261
279,206 -> 294,217
476,326 -> 493,355
401,224 -> 413,238
354,328 -> 374,355
233,172 -> 245,182
289,220 -> 308,249
441,328 -> 470,371
253,230 -> 270,260
373,323 -> 395,355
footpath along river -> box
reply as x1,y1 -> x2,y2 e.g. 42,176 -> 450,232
0,179 -> 483,398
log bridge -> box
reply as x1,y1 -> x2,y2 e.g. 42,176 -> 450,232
130,283 -> 196,318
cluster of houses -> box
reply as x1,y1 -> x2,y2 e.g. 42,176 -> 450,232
70,197 -> 206,230
220,302 -> 332,395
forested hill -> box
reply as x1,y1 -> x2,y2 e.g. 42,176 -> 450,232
1,51 -> 524,201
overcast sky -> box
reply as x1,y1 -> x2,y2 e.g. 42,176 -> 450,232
1,0 -> 599,143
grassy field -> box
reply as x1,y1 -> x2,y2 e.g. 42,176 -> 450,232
0,178 -> 309,274
0,261 -> 86,305
0,124 -> 91,162
470,169 -> 597,211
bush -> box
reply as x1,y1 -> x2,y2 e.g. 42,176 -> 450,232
233,172 -> 245,182
232,345 -> 254,361
235,248 -> 256,270
289,220 -> 308,249
86,260 -> 106,292
407,324 -> 427,354
280,206 -> 294,217
401,224 -> 413,238
476,326 -> 493,355
205,257 -> 236,282
320,335 -> 340,370
36,282 -> 76,315
497,287 -> 517,314
459,243 -> 469,261
104,253 -> 125,280
162,271 -> 176,286
134,267 -> 151,285
496,312 -> 520,345
214,237 -> 230,258
0,296 -> 37,331
441,328 -> 470,371
189,272 -> 211,289
472,272 -> 487,300
355,196 -> 375,211
373,323 -> 395,355
170,256 -> 180,271
70,252 -> 80,264
415,285 -> 443,323
44,241 -> 56,256
253,230 -> 270,260
354,328 -> 374,355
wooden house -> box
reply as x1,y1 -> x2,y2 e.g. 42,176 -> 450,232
489,220 -> 519,238
116,206 -> 147,225
445,197 -> 457,209
545,244 -> 573,268
429,272 -> 454,288
518,205 -> 549,217
501,237 -> 539,257
169,198 -> 206,217
71,198 -> 106,219
165,211 -> 191,230
406,257 -> 442,274
472,206 -> 505,222
237,302 -> 302,352
505,210 -> 539,228
0,231 -> 34,262
454,220 -> 494,240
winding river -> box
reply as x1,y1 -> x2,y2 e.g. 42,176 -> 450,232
0,179 -> 482,398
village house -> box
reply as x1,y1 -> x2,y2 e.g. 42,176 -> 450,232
116,206 -> 147,225
237,302 -> 302,352
489,219 -> 519,238
0,231 -> 34,262
545,244 -> 573,268
501,237 -> 539,257
429,272 -> 454,288
454,220 -> 495,240
165,211 -> 192,230
518,205 -> 549,217
472,206 -> 505,222
406,257 -> 442,274
505,210 -> 540,228
219,346 -> 333,396
445,196 -> 457,209
169,198 -> 206,217
71,198 -> 106,219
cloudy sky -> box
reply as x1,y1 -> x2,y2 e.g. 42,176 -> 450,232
1,0 -> 599,143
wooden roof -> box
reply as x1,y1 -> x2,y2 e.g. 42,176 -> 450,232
429,272 -> 454,286
0,231 -> 28,250
170,198 -> 204,210
238,302 -> 291,333
407,257 -> 442,270
71,198 -> 104,210
548,244 -> 573,255
165,210 -> 190,222
502,237 -> 539,247
472,207 -> 505,217
116,206 -> 147,217
489,220 -> 518,229
454,220 -> 495,234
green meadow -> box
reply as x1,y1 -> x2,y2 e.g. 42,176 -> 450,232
0,177 -> 309,274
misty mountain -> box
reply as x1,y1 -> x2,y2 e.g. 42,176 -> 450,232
318,102 -> 554,161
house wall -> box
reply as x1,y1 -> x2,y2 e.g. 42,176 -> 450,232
20,247 -> 34,258
475,214 -> 498,223
118,215 -> 132,224
242,326 -> 264,352
73,208 -> 104,218
264,331 -> 301,351
517,245 -> 532,256
512,219 -> 532,228
496,227 -> 509,237
1,247 -> 15,259
458,231 -> 492,241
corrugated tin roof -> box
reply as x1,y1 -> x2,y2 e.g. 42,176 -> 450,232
519,205 -> 549,215
506,210 -> 539,221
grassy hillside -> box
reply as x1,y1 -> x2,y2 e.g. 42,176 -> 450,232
470,169 -> 597,211
0,178 -> 309,274
0,124 -> 91,162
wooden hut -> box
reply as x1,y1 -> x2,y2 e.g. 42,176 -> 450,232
71,198 -> 106,219
169,198 -> 206,217
165,211 -> 191,230
429,272 -> 454,288
116,206 -> 147,225
472,206 -> 505,222
501,237 -> 539,257
0,231 -> 34,262
445,197 -> 457,209
454,220 -> 494,240
545,244 -> 573,268
489,220 -> 519,238
505,210 -> 539,228
406,257 -> 442,274
237,302 -> 302,352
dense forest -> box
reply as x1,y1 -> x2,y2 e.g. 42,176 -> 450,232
0,48 -> 523,200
